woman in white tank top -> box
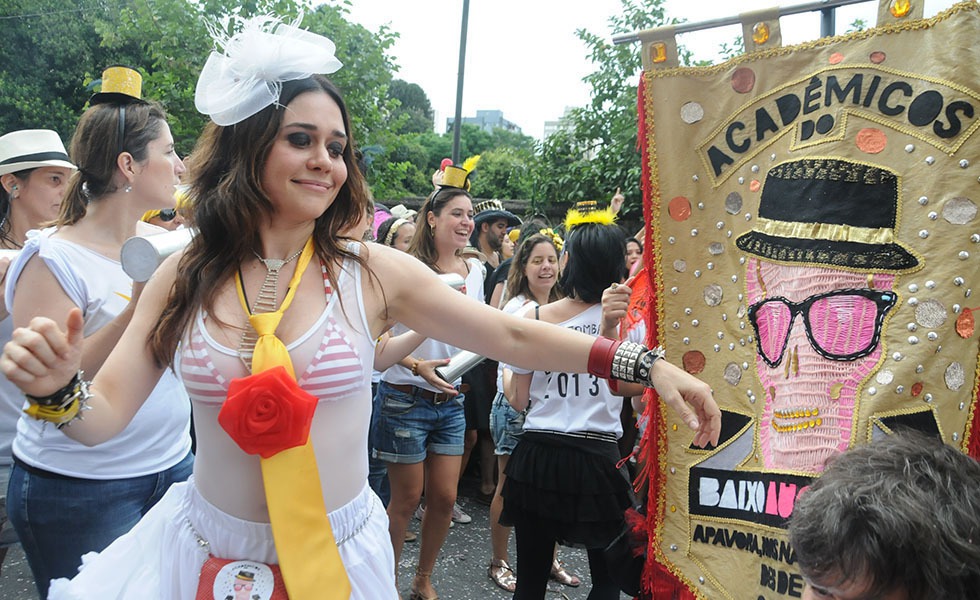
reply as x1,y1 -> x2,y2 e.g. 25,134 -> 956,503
0,128 -> 76,577
0,17 -> 720,600
3,83 -> 192,598
502,211 -> 651,600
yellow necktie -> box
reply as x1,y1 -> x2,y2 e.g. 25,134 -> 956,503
226,237 -> 351,599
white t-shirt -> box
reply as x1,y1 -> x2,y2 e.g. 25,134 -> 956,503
521,303 -> 644,438
383,257 -> 485,391
4,228 -> 192,479
496,295 -> 537,392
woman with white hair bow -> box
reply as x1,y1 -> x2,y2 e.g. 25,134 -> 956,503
0,16 -> 719,600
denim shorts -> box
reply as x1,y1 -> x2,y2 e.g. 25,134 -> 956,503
490,392 -> 525,456
371,381 -> 466,464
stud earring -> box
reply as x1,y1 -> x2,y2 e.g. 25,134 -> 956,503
124,184 -> 132,193
11,185 -> 17,191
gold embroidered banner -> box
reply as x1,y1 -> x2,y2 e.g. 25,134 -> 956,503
639,3 -> 980,598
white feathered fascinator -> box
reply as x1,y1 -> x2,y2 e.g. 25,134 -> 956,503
195,15 -> 343,126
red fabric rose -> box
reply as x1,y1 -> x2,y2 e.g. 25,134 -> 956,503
218,366 -> 318,459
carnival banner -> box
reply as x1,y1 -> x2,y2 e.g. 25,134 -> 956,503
637,2 -> 980,598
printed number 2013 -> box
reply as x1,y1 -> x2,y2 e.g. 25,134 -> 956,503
556,373 -> 600,398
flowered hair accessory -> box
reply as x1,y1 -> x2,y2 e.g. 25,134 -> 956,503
195,15 -> 343,126
538,228 -> 564,252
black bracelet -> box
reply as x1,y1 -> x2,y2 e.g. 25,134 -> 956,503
25,372 -> 81,407
610,342 -> 666,384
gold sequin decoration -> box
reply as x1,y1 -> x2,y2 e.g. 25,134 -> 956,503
752,22 -> 771,45
650,42 -> 667,64
890,0 -> 912,18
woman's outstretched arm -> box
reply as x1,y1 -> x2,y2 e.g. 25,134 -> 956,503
365,245 -> 720,447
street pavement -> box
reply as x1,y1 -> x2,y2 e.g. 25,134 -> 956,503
0,478 -> 631,599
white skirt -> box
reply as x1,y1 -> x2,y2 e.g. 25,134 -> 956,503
48,477 -> 397,599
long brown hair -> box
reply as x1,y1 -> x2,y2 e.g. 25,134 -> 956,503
60,102 -> 167,226
148,75 -> 370,367
407,187 -> 472,271
505,233 -> 563,305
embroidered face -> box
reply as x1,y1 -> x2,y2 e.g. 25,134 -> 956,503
746,259 -> 896,472
233,580 -> 254,600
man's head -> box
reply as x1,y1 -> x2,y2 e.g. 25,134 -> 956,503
471,199 -> 520,250
477,217 -> 508,251
788,431 -> 980,600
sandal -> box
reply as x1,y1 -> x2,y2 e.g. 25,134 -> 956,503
409,568 -> 439,600
550,559 -> 581,587
488,558 -> 517,592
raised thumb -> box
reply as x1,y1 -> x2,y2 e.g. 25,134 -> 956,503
65,307 -> 85,348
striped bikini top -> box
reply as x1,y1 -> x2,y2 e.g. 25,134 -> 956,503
178,253 -> 375,406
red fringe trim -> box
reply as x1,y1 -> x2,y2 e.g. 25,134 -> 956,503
635,73 -> 696,600
969,381 -> 980,459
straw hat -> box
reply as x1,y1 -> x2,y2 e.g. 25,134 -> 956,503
0,129 -> 75,176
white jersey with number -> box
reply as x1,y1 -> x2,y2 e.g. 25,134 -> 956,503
523,303 -> 642,438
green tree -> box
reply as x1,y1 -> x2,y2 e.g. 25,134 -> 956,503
388,79 -> 434,135
1,0 -> 400,164
0,0 -> 107,140
540,0 -> 678,222
472,146 -> 537,200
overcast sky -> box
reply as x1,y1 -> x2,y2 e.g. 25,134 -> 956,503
342,0 -> 959,139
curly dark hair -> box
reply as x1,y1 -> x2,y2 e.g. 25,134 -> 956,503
788,430 -> 980,600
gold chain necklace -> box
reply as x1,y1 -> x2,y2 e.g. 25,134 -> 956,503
237,246 -> 306,370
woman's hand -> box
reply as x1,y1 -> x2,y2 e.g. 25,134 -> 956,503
600,283 -> 631,338
649,359 -> 720,448
610,187 -> 625,214
414,358 -> 457,395
1,307 -> 84,397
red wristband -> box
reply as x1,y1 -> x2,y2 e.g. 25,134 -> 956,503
588,337 -> 621,380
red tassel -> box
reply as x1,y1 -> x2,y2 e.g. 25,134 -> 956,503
968,382 -> 980,459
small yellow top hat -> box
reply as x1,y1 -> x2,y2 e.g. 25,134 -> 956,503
441,165 -> 471,191
90,65 -> 145,105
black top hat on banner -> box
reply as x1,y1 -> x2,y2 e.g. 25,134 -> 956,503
735,158 -> 921,273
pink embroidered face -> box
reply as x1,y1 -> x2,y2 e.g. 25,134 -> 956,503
746,259 -> 896,473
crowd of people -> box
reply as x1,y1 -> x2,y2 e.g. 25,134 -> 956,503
0,15 -> 719,600
0,13 -> 976,600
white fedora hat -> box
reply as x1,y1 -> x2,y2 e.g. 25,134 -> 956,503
0,129 -> 75,176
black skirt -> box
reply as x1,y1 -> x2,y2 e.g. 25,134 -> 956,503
500,430 -> 634,549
